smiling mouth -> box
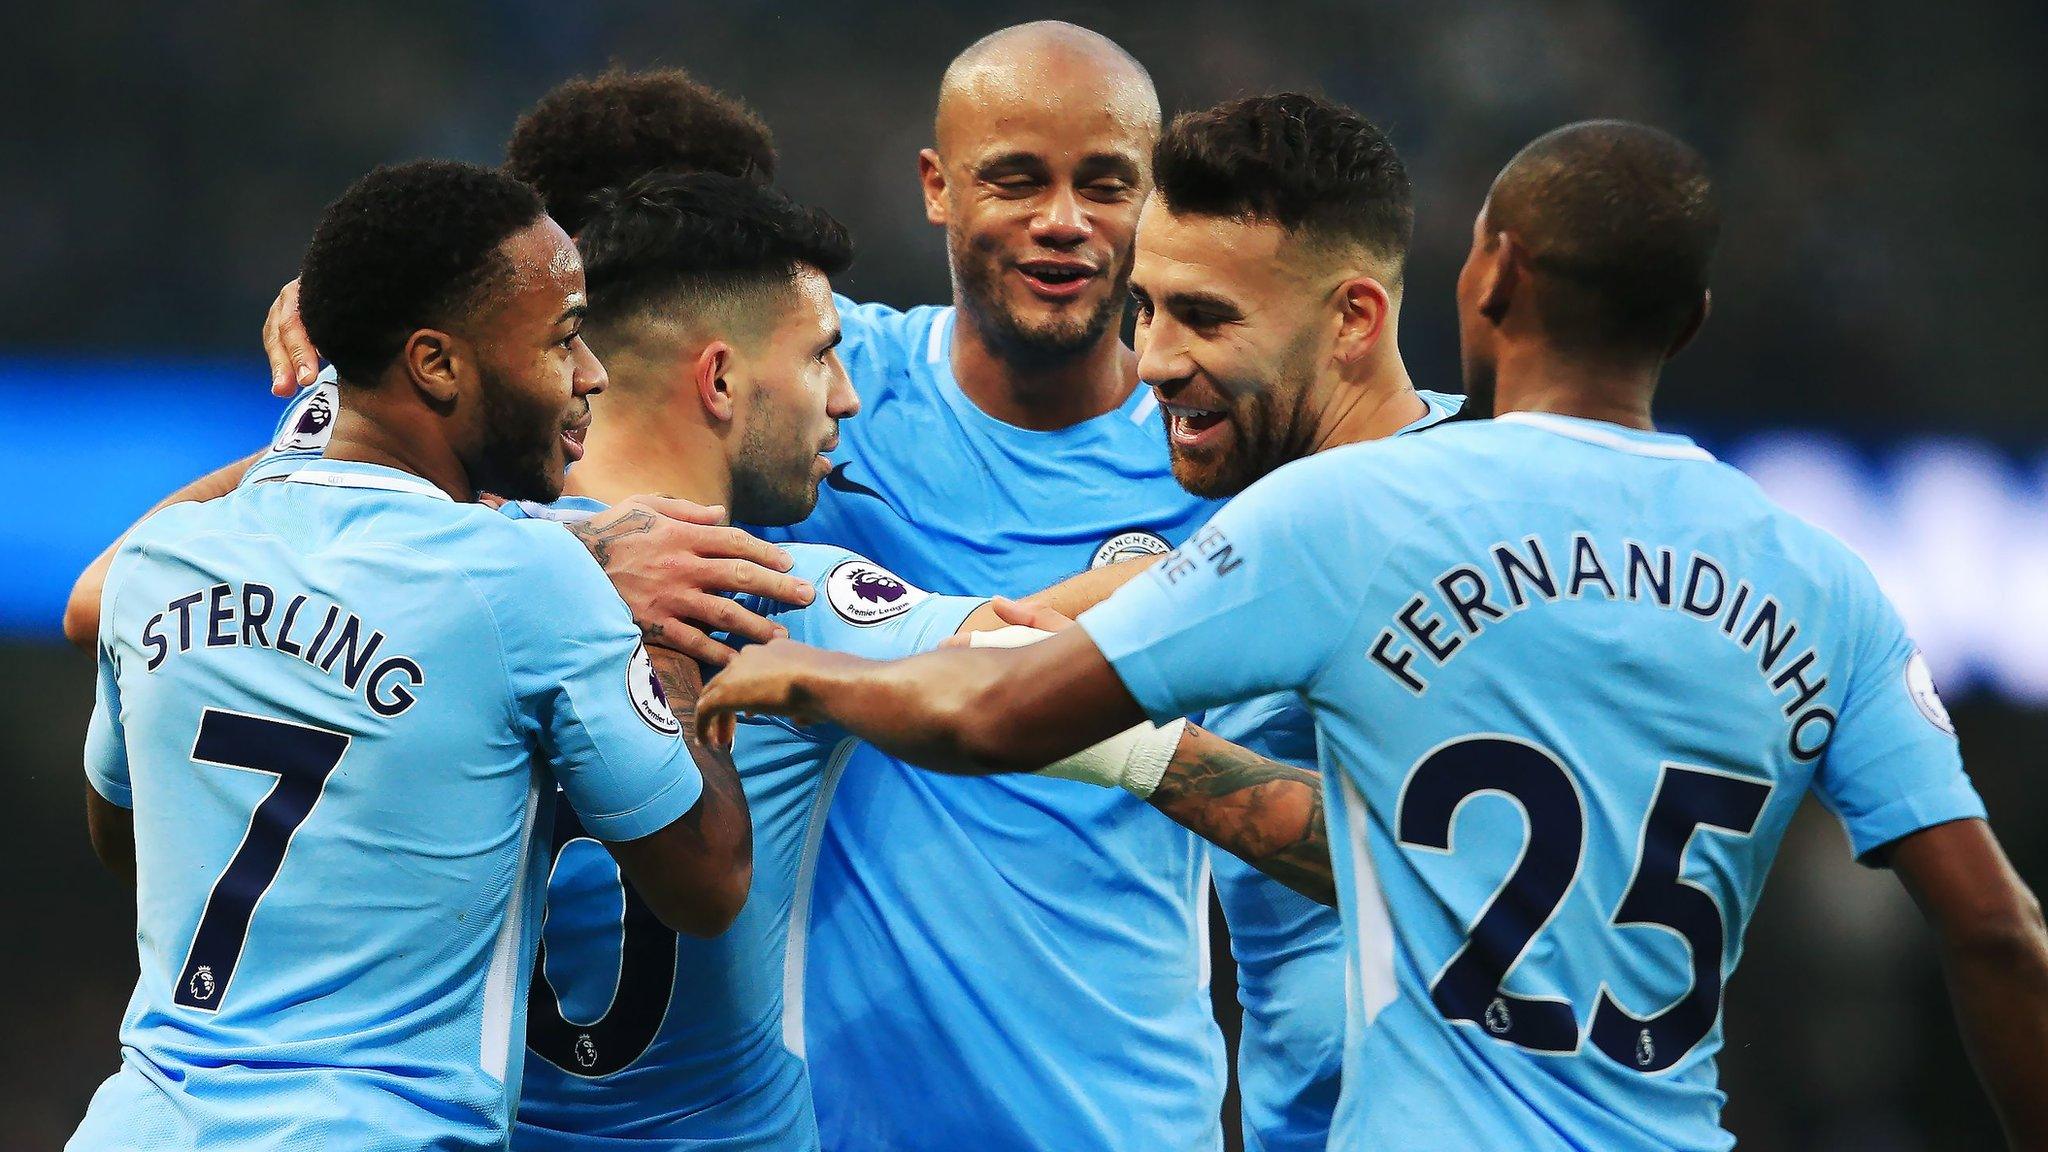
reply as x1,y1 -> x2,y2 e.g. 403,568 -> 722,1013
1160,401 -> 1229,445
1015,261 -> 1097,298
560,422 -> 588,461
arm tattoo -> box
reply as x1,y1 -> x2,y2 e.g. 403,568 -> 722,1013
646,647 -> 748,848
568,508 -> 656,570
1149,725 -> 1335,906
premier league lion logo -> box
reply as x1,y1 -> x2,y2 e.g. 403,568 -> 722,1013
274,381 -> 338,452
826,560 -> 926,626
626,643 -> 682,735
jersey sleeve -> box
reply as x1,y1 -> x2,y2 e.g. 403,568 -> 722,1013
239,369 -> 339,488
1079,453 -> 1384,725
1810,560 -> 1984,862
498,524 -> 705,843
783,546 -> 987,658
83,637 -> 132,807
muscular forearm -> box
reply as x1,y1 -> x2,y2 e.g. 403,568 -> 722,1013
1149,725 -> 1336,906
64,452 -> 261,649
613,649 -> 752,937
1935,915 -> 2048,1149
1892,819 -> 2048,1149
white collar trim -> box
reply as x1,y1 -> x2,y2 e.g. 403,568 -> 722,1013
1496,412 -> 1715,462
283,464 -> 454,501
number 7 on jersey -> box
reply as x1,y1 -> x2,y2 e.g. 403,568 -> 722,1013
175,709 -> 352,1012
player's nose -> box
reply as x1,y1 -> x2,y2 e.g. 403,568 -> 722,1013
825,353 -> 858,419
1137,320 -> 1194,387
1030,185 -> 1092,245
573,338 -> 607,397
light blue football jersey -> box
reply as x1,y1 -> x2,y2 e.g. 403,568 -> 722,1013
1081,413 -> 1981,1151
503,499 -> 987,1151
1201,387 -> 1463,1152
757,301 -> 1228,1152
71,459 -> 704,1152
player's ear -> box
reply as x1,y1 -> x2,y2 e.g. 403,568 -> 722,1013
693,341 -> 738,424
919,149 -> 949,227
1666,289 -> 1711,360
401,328 -> 463,408
1476,232 -> 1519,327
1333,275 -> 1393,365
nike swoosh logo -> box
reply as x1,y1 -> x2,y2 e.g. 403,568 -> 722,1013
823,461 -> 886,502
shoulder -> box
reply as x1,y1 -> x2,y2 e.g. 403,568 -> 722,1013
834,296 -> 950,374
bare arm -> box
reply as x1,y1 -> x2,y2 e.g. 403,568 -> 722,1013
1889,818 -> 2048,1150
697,629 -> 1143,777
85,787 -> 135,886
605,647 -> 752,938
63,452 -> 262,650
1150,725 -> 1334,906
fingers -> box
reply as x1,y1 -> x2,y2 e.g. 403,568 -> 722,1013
993,596 -> 1075,632
642,618 -> 738,668
696,705 -> 736,752
684,590 -> 790,647
263,286 -> 296,396
633,494 -> 728,527
277,281 -> 320,394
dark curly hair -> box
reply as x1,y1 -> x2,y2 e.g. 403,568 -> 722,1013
1155,93 -> 1412,282
577,170 -> 851,336
299,160 -> 544,385
1485,121 -> 1719,358
505,68 -> 777,235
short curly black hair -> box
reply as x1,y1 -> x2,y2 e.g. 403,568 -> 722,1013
299,160 -> 544,385
505,68 -> 777,235
577,170 -> 851,339
1155,93 -> 1412,283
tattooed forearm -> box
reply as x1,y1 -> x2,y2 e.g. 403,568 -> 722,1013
646,646 -> 749,850
568,507 -> 656,570
1149,725 -> 1335,906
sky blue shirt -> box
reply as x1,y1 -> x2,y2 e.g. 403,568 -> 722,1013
503,498 -> 986,1151
71,459 -> 701,1152
757,301 -> 1229,1152
1081,413 -> 1980,1152
1201,387 -> 1463,1152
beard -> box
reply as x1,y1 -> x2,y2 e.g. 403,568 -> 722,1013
729,400 -> 824,528
951,228 -> 1128,366
1167,341 -> 1321,499
466,363 -> 569,504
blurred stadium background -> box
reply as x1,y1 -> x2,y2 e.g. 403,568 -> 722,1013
3,2 -> 2042,1148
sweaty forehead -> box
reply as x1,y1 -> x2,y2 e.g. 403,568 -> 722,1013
498,217 -> 585,311
1135,200 -> 1295,296
936,57 -> 1157,163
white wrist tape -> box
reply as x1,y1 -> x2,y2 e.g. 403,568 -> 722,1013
967,624 -> 1055,649
964,623 -> 1184,798
1036,717 -> 1186,799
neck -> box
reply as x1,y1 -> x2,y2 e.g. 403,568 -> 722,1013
1490,341 -> 1659,430
1308,348 -> 1427,454
564,393 -> 729,509
322,383 -> 475,501
950,305 -> 1138,432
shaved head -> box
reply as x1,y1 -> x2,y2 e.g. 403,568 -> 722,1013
1484,121 -> 1719,358
935,21 -> 1159,153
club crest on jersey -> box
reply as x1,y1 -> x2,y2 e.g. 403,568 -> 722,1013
274,382 -> 337,452
1091,530 -> 1171,570
824,560 -> 927,626
1905,650 -> 1954,734
188,965 -> 217,1002
627,643 -> 682,736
